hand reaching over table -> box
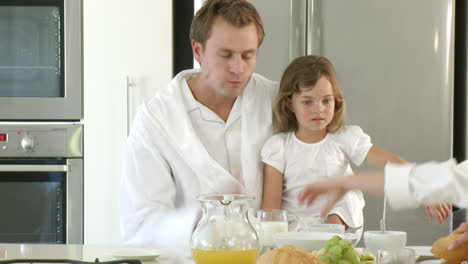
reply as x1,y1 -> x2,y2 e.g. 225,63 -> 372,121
425,203 -> 452,224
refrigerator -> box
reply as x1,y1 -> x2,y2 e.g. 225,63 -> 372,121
249,0 -> 467,246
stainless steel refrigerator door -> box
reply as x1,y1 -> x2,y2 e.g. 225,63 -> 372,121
307,0 -> 455,246
251,0 -> 307,81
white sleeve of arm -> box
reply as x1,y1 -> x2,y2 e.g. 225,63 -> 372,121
385,159 -> 468,210
384,163 -> 418,210
120,126 -> 198,253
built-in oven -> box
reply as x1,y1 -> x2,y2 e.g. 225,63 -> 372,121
0,0 -> 82,120
0,122 -> 83,244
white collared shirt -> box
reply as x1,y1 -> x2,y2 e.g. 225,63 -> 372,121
181,81 -> 243,183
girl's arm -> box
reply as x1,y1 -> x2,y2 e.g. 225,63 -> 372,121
326,214 -> 348,228
261,163 -> 284,209
365,145 -> 406,168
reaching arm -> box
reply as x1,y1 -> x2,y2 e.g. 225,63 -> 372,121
366,146 -> 451,223
365,145 -> 406,168
298,171 -> 385,218
298,160 -> 468,250
261,163 -> 283,209
299,159 -> 467,226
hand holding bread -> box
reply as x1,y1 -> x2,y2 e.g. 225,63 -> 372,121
448,223 -> 468,250
431,233 -> 468,264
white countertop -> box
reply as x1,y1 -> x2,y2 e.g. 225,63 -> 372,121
0,244 -> 434,264
0,244 -> 194,264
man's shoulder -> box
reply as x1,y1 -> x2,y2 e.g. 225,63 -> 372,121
131,70 -> 196,131
251,73 -> 279,90
245,73 -> 279,103
147,69 -> 197,108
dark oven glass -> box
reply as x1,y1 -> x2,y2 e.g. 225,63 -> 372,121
0,159 -> 66,244
0,0 -> 64,97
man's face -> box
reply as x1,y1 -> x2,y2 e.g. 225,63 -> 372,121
193,17 -> 259,99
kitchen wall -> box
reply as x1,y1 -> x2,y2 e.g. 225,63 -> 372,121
83,0 -> 172,244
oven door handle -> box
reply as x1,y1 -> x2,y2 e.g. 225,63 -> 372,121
0,164 -> 69,172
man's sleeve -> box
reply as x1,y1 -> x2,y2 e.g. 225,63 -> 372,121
120,112 -> 198,254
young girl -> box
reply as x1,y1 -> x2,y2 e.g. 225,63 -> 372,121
262,56 -> 450,234
260,55 -> 448,236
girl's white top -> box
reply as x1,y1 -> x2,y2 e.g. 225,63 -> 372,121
261,125 -> 373,231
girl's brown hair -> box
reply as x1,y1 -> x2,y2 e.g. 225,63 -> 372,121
273,55 -> 346,133
190,0 -> 265,49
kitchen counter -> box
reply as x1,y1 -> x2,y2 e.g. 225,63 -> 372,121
0,244 -> 193,264
0,244 -> 434,264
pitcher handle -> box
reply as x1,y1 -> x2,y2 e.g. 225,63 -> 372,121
247,208 -> 261,234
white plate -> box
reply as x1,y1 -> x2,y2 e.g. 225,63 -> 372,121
273,231 -> 341,252
419,260 -> 442,264
408,246 -> 432,257
110,248 -> 162,261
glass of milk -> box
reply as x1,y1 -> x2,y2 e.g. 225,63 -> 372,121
257,209 -> 288,249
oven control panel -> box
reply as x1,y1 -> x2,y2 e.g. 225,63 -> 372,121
0,123 -> 83,158
21,135 -> 35,151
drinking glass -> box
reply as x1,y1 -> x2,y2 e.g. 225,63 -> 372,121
364,231 -> 407,257
257,209 -> 288,250
377,248 -> 415,264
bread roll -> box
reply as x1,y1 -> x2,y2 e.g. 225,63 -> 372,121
431,234 -> 468,264
257,245 -> 324,264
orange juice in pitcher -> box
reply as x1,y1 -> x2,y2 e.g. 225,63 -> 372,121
191,249 -> 258,264
191,194 -> 260,264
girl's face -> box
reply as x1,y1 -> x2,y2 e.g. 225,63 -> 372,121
289,76 -> 335,138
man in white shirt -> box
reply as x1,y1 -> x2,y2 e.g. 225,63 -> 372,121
120,0 -> 278,251
298,159 -> 468,250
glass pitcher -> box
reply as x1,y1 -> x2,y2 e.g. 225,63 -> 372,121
191,194 -> 260,264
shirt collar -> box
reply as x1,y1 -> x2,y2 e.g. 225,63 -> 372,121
181,77 -> 200,112
181,77 -> 243,123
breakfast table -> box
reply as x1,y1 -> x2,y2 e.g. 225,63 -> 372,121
0,243 -> 437,264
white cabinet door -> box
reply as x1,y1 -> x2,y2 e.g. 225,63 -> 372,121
83,0 -> 172,244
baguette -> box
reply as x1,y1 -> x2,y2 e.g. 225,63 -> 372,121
257,245 -> 324,264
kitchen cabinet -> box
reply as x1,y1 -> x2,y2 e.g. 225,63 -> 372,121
83,0 -> 172,244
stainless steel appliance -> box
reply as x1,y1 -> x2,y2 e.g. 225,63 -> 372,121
0,0 -> 82,120
249,0 -> 467,245
0,122 -> 83,244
